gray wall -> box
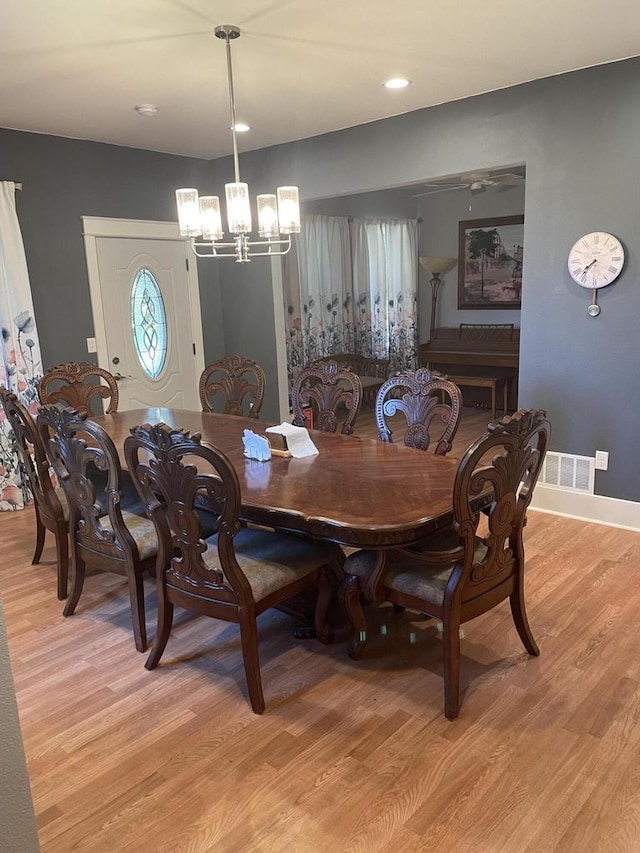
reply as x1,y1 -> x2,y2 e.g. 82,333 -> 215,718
217,261 -> 283,421
0,600 -> 40,852
304,188 -> 418,219
205,58 -> 640,502
0,129 -> 225,370
418,183 -> 526,339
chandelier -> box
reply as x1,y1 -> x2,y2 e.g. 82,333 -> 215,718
175,25 -> 301,263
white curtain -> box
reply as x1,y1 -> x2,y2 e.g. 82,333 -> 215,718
352,218 -> 419,370
284,214 -> 418,389
283,215 -> 353,379
0,182 -> 43,511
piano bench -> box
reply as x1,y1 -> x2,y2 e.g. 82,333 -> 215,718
446,375 -> 511,421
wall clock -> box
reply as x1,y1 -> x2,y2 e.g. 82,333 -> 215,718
567,231 -> 625,317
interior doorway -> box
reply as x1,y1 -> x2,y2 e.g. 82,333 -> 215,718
83,217 -> 205,411
301,165 -> 526,412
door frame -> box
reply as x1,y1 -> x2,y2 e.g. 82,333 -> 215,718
82,216 -> 205,401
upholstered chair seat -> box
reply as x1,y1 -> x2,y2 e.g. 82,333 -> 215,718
202,527 -> 332,603
344,539 -> 489,609
101,510 -> 159,562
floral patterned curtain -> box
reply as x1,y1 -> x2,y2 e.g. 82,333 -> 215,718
283,216 -> 354,380
283,214 -> 418,388
0,182 -> 43,511
351,218 -> 419,372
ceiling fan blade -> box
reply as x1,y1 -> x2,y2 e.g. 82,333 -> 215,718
493,174 -> 525,184
413,185 -> 467,197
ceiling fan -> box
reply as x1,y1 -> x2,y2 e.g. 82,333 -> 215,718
415,171 -> 525,197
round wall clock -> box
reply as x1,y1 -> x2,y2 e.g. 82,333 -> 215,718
567,231 -> 624,316
567,231 -> 624,288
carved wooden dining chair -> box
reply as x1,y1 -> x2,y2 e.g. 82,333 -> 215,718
0,388 -> 70,599
199,355 -> 266,418
375,368 -> 463,455
291,360 -> 363,435
38,361 -> 119,415
342,408 -> 551,719
124,422 -> 336,714
37,405 -> 157,651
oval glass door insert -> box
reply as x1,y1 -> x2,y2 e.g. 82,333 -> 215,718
130,268 -> 167,379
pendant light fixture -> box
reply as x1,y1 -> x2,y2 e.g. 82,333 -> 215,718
175,25 -> 301,263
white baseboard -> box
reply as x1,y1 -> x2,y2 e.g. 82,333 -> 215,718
530,484 -> 640,532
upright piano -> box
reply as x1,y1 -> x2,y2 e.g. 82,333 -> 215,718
420,324 -> 520,409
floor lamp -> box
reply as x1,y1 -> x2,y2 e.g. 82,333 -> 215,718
419,256 -> 457,340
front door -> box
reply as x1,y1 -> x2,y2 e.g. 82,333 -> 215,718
84,219 -> 204,411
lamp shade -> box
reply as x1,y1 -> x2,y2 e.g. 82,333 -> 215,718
225,182 -> 252,234
257,194 -> 280,238
176,188 -> 202,237
277,186 -> 301,234
419,256 -> 457,275
199,196 -> 224,241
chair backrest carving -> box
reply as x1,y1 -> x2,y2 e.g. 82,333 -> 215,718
199,356 -> 266,418
291,360 -> 363,435
452,408 -> 550,602
37,405 -> 136,563
38,362 -> 119,415
125,423 -> 252,604
0,388 -> 64,520
375,368 -> 462,455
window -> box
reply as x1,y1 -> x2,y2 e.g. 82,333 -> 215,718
130,268 -> 167,379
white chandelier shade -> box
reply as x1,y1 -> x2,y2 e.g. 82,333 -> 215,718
175,25 -> 301,263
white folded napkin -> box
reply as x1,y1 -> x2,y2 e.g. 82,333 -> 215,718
265,422 -> 319,458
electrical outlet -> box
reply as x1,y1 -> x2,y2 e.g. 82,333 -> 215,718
86,337 -> 97,354
594,450 -> 609,471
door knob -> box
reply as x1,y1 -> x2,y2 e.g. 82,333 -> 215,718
113,373 -> 132,381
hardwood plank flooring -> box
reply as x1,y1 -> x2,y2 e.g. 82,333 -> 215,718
2,405 -> 640,851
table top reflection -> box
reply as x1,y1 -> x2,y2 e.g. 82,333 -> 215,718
94,408 -> 460,549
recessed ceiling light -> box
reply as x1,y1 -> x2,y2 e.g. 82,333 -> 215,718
231,122 -> 251,133
383,77 -> 411,90
134,103 -> 158,116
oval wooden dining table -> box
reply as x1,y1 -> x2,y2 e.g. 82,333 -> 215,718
93,408 -> 463,549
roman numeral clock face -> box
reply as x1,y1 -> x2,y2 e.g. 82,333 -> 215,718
567,231 -> 624,316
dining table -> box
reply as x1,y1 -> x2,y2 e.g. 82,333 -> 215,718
93,407 -> 464,549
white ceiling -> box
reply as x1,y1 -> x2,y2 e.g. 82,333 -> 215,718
2,0 -> 640,160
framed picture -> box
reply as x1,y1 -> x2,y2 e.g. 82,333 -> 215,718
457,215 -> 524,308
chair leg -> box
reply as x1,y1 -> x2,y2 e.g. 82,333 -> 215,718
342,574 -> 368,660
63,552 -> 85,617
145,596 -> 174,671
510,581 -> 539,656
442,613 -> 462,720
55,528 -> 69,601
32,507 -> 46,565
127,568 -> 147,653
314,567 -> 335,646
239,611 -> 265,714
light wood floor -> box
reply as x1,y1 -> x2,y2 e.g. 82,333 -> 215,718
3,406 -> 640,852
